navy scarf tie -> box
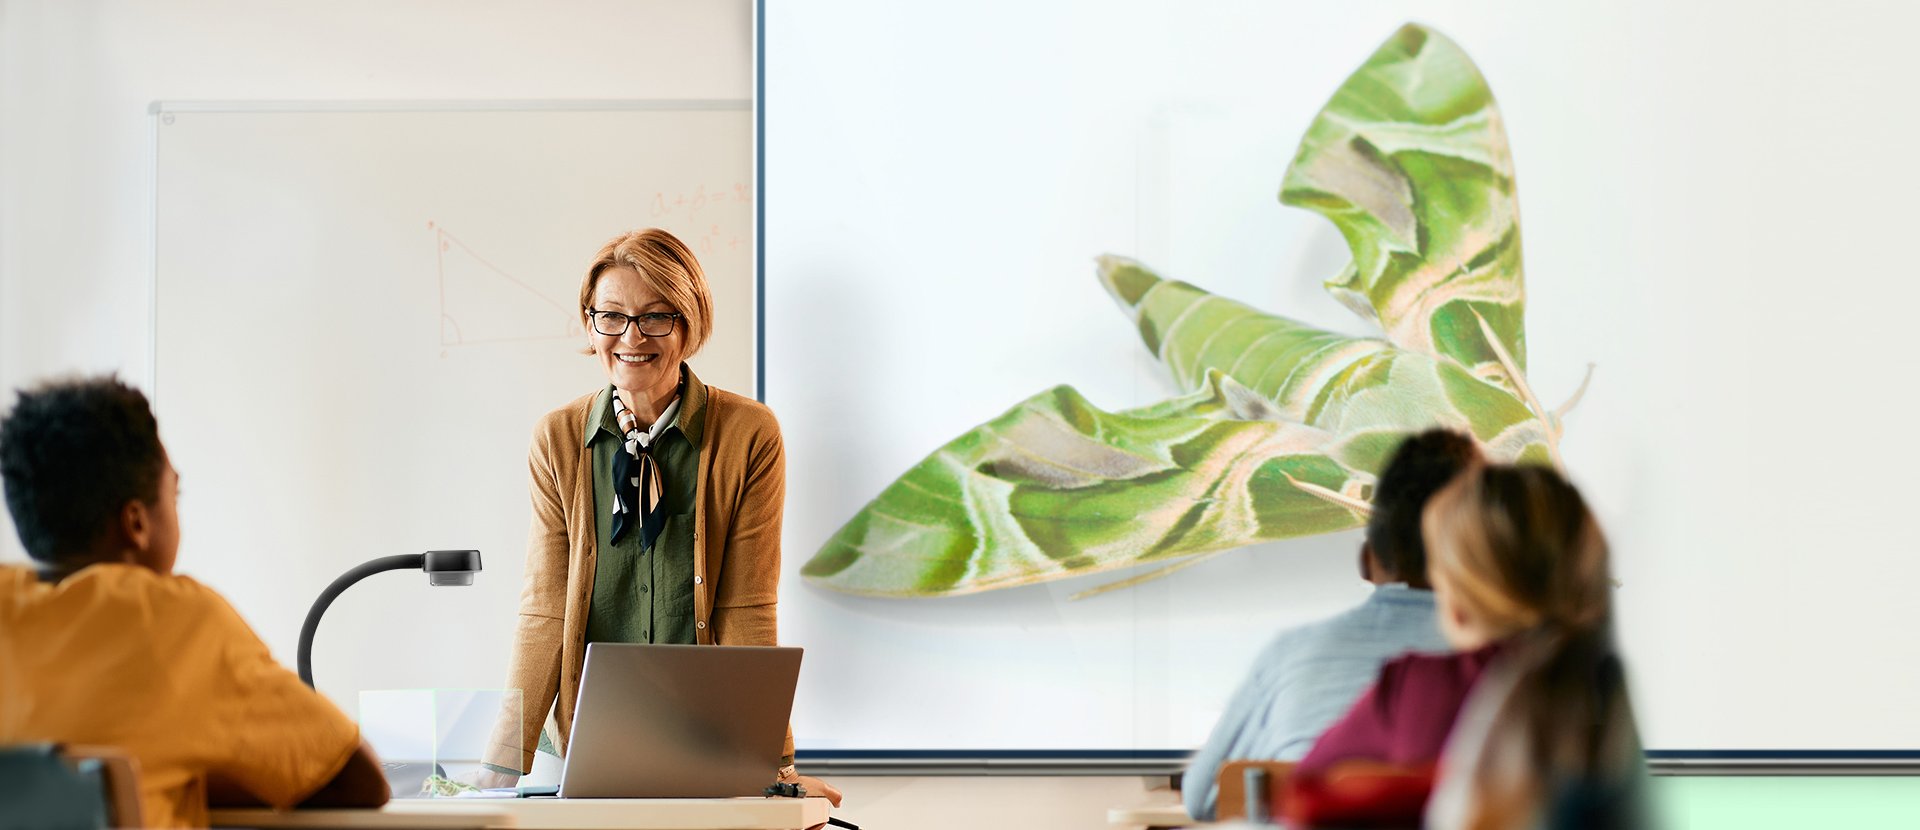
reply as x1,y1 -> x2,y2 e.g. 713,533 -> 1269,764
610,393 -> 674,550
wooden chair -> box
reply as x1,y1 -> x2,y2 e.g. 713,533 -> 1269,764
1215,760 -> 1296,822
0,744 -> 147,830
62,745 -> 147,829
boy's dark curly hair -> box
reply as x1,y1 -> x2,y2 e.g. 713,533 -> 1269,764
1364,428 -> 1481,587
0,375 -> 167,564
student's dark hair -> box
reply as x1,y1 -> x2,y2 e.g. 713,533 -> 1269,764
1364,428 -> 1481,588
0,375 -> 166,564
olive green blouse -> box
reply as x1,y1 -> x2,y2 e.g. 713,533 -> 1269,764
584,378 -> 704,646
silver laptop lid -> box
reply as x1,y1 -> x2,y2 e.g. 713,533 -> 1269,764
558,643 -> 802,798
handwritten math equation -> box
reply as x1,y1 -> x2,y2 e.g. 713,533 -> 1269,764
649,183 -> 751,257
689,224 -> 749,257
650,182 -> 751,219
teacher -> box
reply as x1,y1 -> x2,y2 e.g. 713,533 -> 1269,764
481,228 -> 814,794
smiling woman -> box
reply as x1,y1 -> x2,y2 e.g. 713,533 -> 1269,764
477,229 -> 826,798
578,231 -> 714,421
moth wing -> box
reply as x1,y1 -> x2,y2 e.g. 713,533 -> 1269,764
801,371 -> 1371,597
1280,23 -> 1528,390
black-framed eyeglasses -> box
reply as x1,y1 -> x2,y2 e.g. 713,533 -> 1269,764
586,309 -> 681,337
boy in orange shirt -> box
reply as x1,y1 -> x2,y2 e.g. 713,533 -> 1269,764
0,376 -> 388,827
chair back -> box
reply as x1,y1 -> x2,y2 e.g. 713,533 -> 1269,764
0,744 -> 146,830
1214,759 -> 1296,822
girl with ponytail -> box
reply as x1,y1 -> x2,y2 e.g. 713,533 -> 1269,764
1421,464 -> 1648,829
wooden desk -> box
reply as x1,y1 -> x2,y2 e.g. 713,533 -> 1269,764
212,796 -> 831,830
1107,801 -> 1191,829
210,802 -> 510,829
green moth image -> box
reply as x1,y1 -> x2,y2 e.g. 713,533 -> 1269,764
803,23 -> 1588,598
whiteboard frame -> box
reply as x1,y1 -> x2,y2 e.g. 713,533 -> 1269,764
743,2 -> 1920,777
149,99 -> 751,114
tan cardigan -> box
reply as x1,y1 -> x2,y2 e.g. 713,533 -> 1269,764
485,376 -> 787,772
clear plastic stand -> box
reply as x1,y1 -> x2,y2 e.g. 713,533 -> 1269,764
360,688 -> 521,799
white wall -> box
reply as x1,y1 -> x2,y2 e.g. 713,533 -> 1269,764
0,0 -> 750,559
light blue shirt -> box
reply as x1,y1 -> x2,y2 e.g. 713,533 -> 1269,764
1182,583 -> 1449,821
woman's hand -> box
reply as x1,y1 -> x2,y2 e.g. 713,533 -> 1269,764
776,766 -> 843,807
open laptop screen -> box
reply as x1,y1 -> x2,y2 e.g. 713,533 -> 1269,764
559,643 -> 802,798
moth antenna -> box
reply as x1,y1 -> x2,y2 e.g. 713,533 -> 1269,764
1554,362 -> 1597,421
1069,551 -> 1227,600
1283,473 -> 1374,516
1472,309 -> 1564,470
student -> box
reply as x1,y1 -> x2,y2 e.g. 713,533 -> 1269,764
1296,463 -> 1646,829
0,376 -> 389,828
1182,429 -> 1481,821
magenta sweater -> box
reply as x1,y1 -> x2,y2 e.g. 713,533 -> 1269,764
1296,641 -> 1506,775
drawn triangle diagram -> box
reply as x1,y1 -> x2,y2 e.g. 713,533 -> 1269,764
435,224 -> 580,347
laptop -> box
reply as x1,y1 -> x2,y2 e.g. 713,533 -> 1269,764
555,642 -> 802,798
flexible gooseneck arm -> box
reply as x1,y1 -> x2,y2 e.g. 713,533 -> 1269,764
297,553 -> 424,687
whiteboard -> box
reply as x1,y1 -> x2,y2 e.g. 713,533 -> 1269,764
765,0 -> 1920,760
152,104 -> 755,716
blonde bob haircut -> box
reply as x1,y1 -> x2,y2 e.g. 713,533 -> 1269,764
578,228 -> 714,357
1421,463 -> 1612,640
